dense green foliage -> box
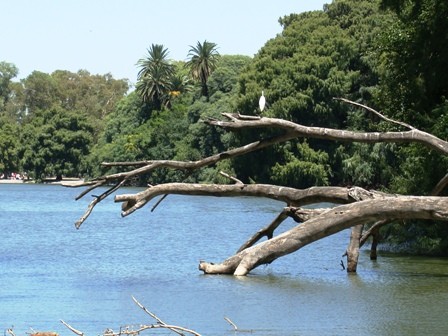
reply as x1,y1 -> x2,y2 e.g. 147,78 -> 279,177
234,0 -> 387,186
0,68 -> 128,179
20,107 -> 94,180
373,0 -> 448,253
1,0 -> 447,253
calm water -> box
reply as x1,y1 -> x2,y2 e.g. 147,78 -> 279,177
1,184 -> 448,335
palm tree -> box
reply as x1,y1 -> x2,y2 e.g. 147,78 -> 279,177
164,73 -> 193,107
186,40 -> 220,98
136,44 -> 174,110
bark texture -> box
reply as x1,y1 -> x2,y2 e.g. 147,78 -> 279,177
66,104 -> 448,276
199,197 -> 448,275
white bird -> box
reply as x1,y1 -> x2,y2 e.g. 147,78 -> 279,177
259,90 -> 266,112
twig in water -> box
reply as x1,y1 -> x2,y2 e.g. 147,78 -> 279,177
224,317 -> 238,331
60,320 -> 84,336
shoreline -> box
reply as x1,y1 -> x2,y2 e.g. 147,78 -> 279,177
0,179 -> 27,184
0,178 -> 84,186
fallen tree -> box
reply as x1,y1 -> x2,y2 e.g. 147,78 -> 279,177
66,99 -> 448,276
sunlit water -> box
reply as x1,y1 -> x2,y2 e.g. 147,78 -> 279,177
1,184 -> 448,335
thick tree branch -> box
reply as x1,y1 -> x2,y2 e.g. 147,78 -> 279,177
199,196 -> 448,276
345,224 -> 364,272
68,103 -> 448,228
64,100 -> 448,277
67,131 -> 299,227
206,113 -> 448,155
115,184 -> 365,217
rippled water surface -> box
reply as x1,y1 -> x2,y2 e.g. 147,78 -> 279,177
1,184 -> 448,335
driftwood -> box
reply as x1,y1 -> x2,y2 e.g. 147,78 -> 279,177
66,99 -> 448,276
6,330 -> 58,336
61,297 -> 201,336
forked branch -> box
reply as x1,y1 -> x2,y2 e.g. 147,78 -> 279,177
68,99 -> 448,228
199,196 -> 448,276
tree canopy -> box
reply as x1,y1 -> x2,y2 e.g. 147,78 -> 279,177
186,40 -> 220,99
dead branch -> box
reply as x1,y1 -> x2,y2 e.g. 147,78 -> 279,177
360,219 -> 391,247
69,131 -> 299,227
219,171 -> 243,185
68,101 -> 448,228
64,100 -> 448,276
123,324 -> 200,336
236,209 -> 289,253
199,196 -> 448,276
288,207 -> 328,222
101,324 -> 200,336
334,98 -> 416,130
224,317 -> 238,331
131,296 -> 183,336
345,224 -> 364,272
206,113 -> 448,155
432,172 -> 448,195
61,297 -> 202,336
236,206 -> 327,253
60,320 -> 84,336
74,180 -> 126,229
115,184 -> 365,218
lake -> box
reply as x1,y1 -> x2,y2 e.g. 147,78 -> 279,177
1,183 -> 448,335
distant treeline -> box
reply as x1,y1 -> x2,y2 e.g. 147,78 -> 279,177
1,0 -> 447,252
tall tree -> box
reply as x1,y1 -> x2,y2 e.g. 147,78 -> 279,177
0,62 -> 25,122
235,0 -> 386,187
0,61 -> 19,111
373,0 -> 448,195
22,71 -> 58,115
136,44 -> 174,111
52,70 -> 128,120
371,0 -> 448,250
20,107 -> 94,180
0,115 -> 20,175
186,40 -> 220,98
377,0 -> 448,125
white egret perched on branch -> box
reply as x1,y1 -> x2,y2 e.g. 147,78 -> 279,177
259,90 -> 266,113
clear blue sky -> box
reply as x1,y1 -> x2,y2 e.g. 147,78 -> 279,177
2,0 -> 329,86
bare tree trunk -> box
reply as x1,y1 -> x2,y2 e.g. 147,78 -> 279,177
345,224 -> 364,273
359,219 -> 390,260
370,227 -> 380,260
